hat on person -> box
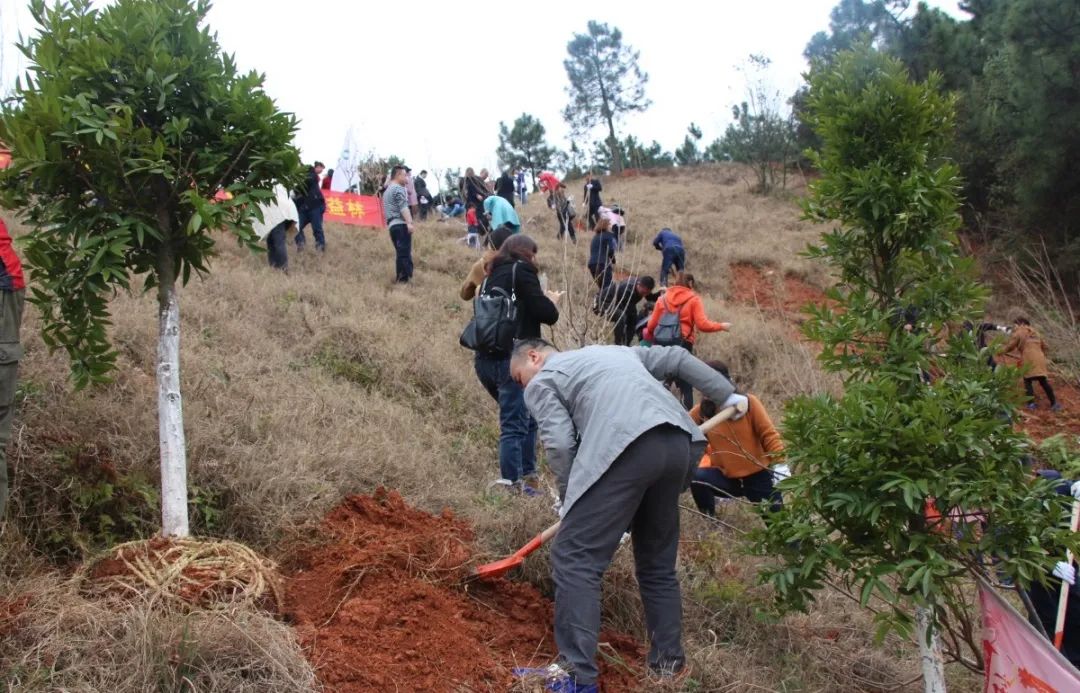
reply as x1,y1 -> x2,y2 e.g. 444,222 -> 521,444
314,161 -> 325,168
487,226 -> 513,250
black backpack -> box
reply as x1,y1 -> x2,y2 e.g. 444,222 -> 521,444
459,262 -> 519,356
652,296 -> 685,346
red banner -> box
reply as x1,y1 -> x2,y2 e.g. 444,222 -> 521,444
980,582 -> 1080,692
323,190 -> 384,229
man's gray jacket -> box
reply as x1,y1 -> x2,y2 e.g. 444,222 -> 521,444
523,345 -> 735,516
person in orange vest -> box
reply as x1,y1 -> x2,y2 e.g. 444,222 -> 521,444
1004,317 -> 1062,411
0,218 -> 24,519
689,361 -> 784,515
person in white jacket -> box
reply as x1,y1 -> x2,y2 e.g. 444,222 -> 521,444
253,185 -> 299,272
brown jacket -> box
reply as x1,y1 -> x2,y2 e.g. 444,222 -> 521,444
460,251 -> 496,301
1004,325 -> 1049,378
690,394 -> 783,479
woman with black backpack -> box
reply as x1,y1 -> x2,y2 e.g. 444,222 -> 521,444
472,234 -> 561,494
643,272 -> 730,409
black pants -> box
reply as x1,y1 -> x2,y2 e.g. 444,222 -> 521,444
388,223 -> 413,282
613,310 -> 637,346
674,343 -> 694,409
1024,376 -> 1057,406
691,467 -> 782,515
266,222 -> 289,271
588,207 -> 601,229
588,263 -> 613,291
552,424 -> 695,683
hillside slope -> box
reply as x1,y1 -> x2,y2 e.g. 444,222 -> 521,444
0,165 -> 1003,691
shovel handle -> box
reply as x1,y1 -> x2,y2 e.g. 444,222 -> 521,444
1054,498 -> 1080,650
514,521 -> 561,559
699,404 -> 741,434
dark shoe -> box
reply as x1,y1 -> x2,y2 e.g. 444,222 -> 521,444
1026,403 -> 1038,411
1052,403 -> 1064,412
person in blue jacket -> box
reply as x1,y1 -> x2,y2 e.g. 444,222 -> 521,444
652,227 -> 685,287
483,194 -> 521,233
587,218 -> 618,290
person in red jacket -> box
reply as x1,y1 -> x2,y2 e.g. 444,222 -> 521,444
644,272 -> 730,408
0,218 -> 24,519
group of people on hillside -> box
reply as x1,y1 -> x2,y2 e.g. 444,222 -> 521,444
245,162 -> 1077,691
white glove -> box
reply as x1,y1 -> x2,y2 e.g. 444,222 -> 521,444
1054,561 -> 1076,586
721,393 -> 749,419
1071,480 -> 1080,500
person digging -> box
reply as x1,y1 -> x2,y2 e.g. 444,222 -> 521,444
508,339 -> 747,691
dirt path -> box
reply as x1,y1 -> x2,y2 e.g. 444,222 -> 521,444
282,489 -> 643,692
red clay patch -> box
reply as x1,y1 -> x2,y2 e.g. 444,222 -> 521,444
283,489 -> 644,692
729,263 -> 828,319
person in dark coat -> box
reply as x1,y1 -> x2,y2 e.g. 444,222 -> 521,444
415,170 -> 433,221
583,172 -> 603,229
293,161 -> 327,251
587,218 -> 618,290
496,169 -> 516,207
462,167 -> 492,234
598,275 -> 657,346
472,234 -> 562,493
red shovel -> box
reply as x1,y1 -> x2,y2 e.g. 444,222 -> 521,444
471,402 -> 745,581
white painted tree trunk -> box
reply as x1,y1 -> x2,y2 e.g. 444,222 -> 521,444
916,604 -> 947,693
158,281 -> 189,537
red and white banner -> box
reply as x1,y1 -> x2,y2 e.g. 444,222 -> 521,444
980,582 -> 1080,691
323,190 -> 384,229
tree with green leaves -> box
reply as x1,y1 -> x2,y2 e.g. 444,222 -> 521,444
804,0 -> 909,62
674,123 -> 703,167
496,114 -> 556,192
0,0 -> 299,537
563,21 -> 649,174
754,49 -> 1078,686
708,56 -> 795,194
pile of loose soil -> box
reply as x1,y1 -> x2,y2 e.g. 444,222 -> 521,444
283,489 -> 643,692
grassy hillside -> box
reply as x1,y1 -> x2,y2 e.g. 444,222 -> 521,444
1,165 -> 987,691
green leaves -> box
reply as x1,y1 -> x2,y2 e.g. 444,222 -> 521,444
0,0 -> 301,387
753,47 -> 1079,656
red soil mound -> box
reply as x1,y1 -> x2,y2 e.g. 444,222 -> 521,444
283,489 -> 643,692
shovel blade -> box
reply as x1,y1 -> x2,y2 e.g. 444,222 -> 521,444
472,554 -> 525,581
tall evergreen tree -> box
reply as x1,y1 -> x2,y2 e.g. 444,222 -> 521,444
563,21 -> 650,174
496,114 -> 556,191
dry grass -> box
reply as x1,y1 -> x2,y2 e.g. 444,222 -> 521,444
1,579 -> 316,692
0,163 -> 973,690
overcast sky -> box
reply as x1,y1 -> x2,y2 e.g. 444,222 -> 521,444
0,0 -> 966,191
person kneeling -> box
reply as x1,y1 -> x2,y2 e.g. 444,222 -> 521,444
690,361 -> 784,516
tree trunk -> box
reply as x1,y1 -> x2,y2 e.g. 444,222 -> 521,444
605,124 -> 622,175
157,246 -> 189,537
916,604 -> 947,693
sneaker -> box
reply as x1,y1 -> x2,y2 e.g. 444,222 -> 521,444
518,482 -> 542,498
1052,403 -> 1064,412
1026,403 -> 1038,411
486,478 -> 515,495
511,664 -> 597,693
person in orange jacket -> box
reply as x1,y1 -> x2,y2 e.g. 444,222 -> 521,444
1003,317 -> 1062,411
689,361 -> 784,515
644,272 -> 730,408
